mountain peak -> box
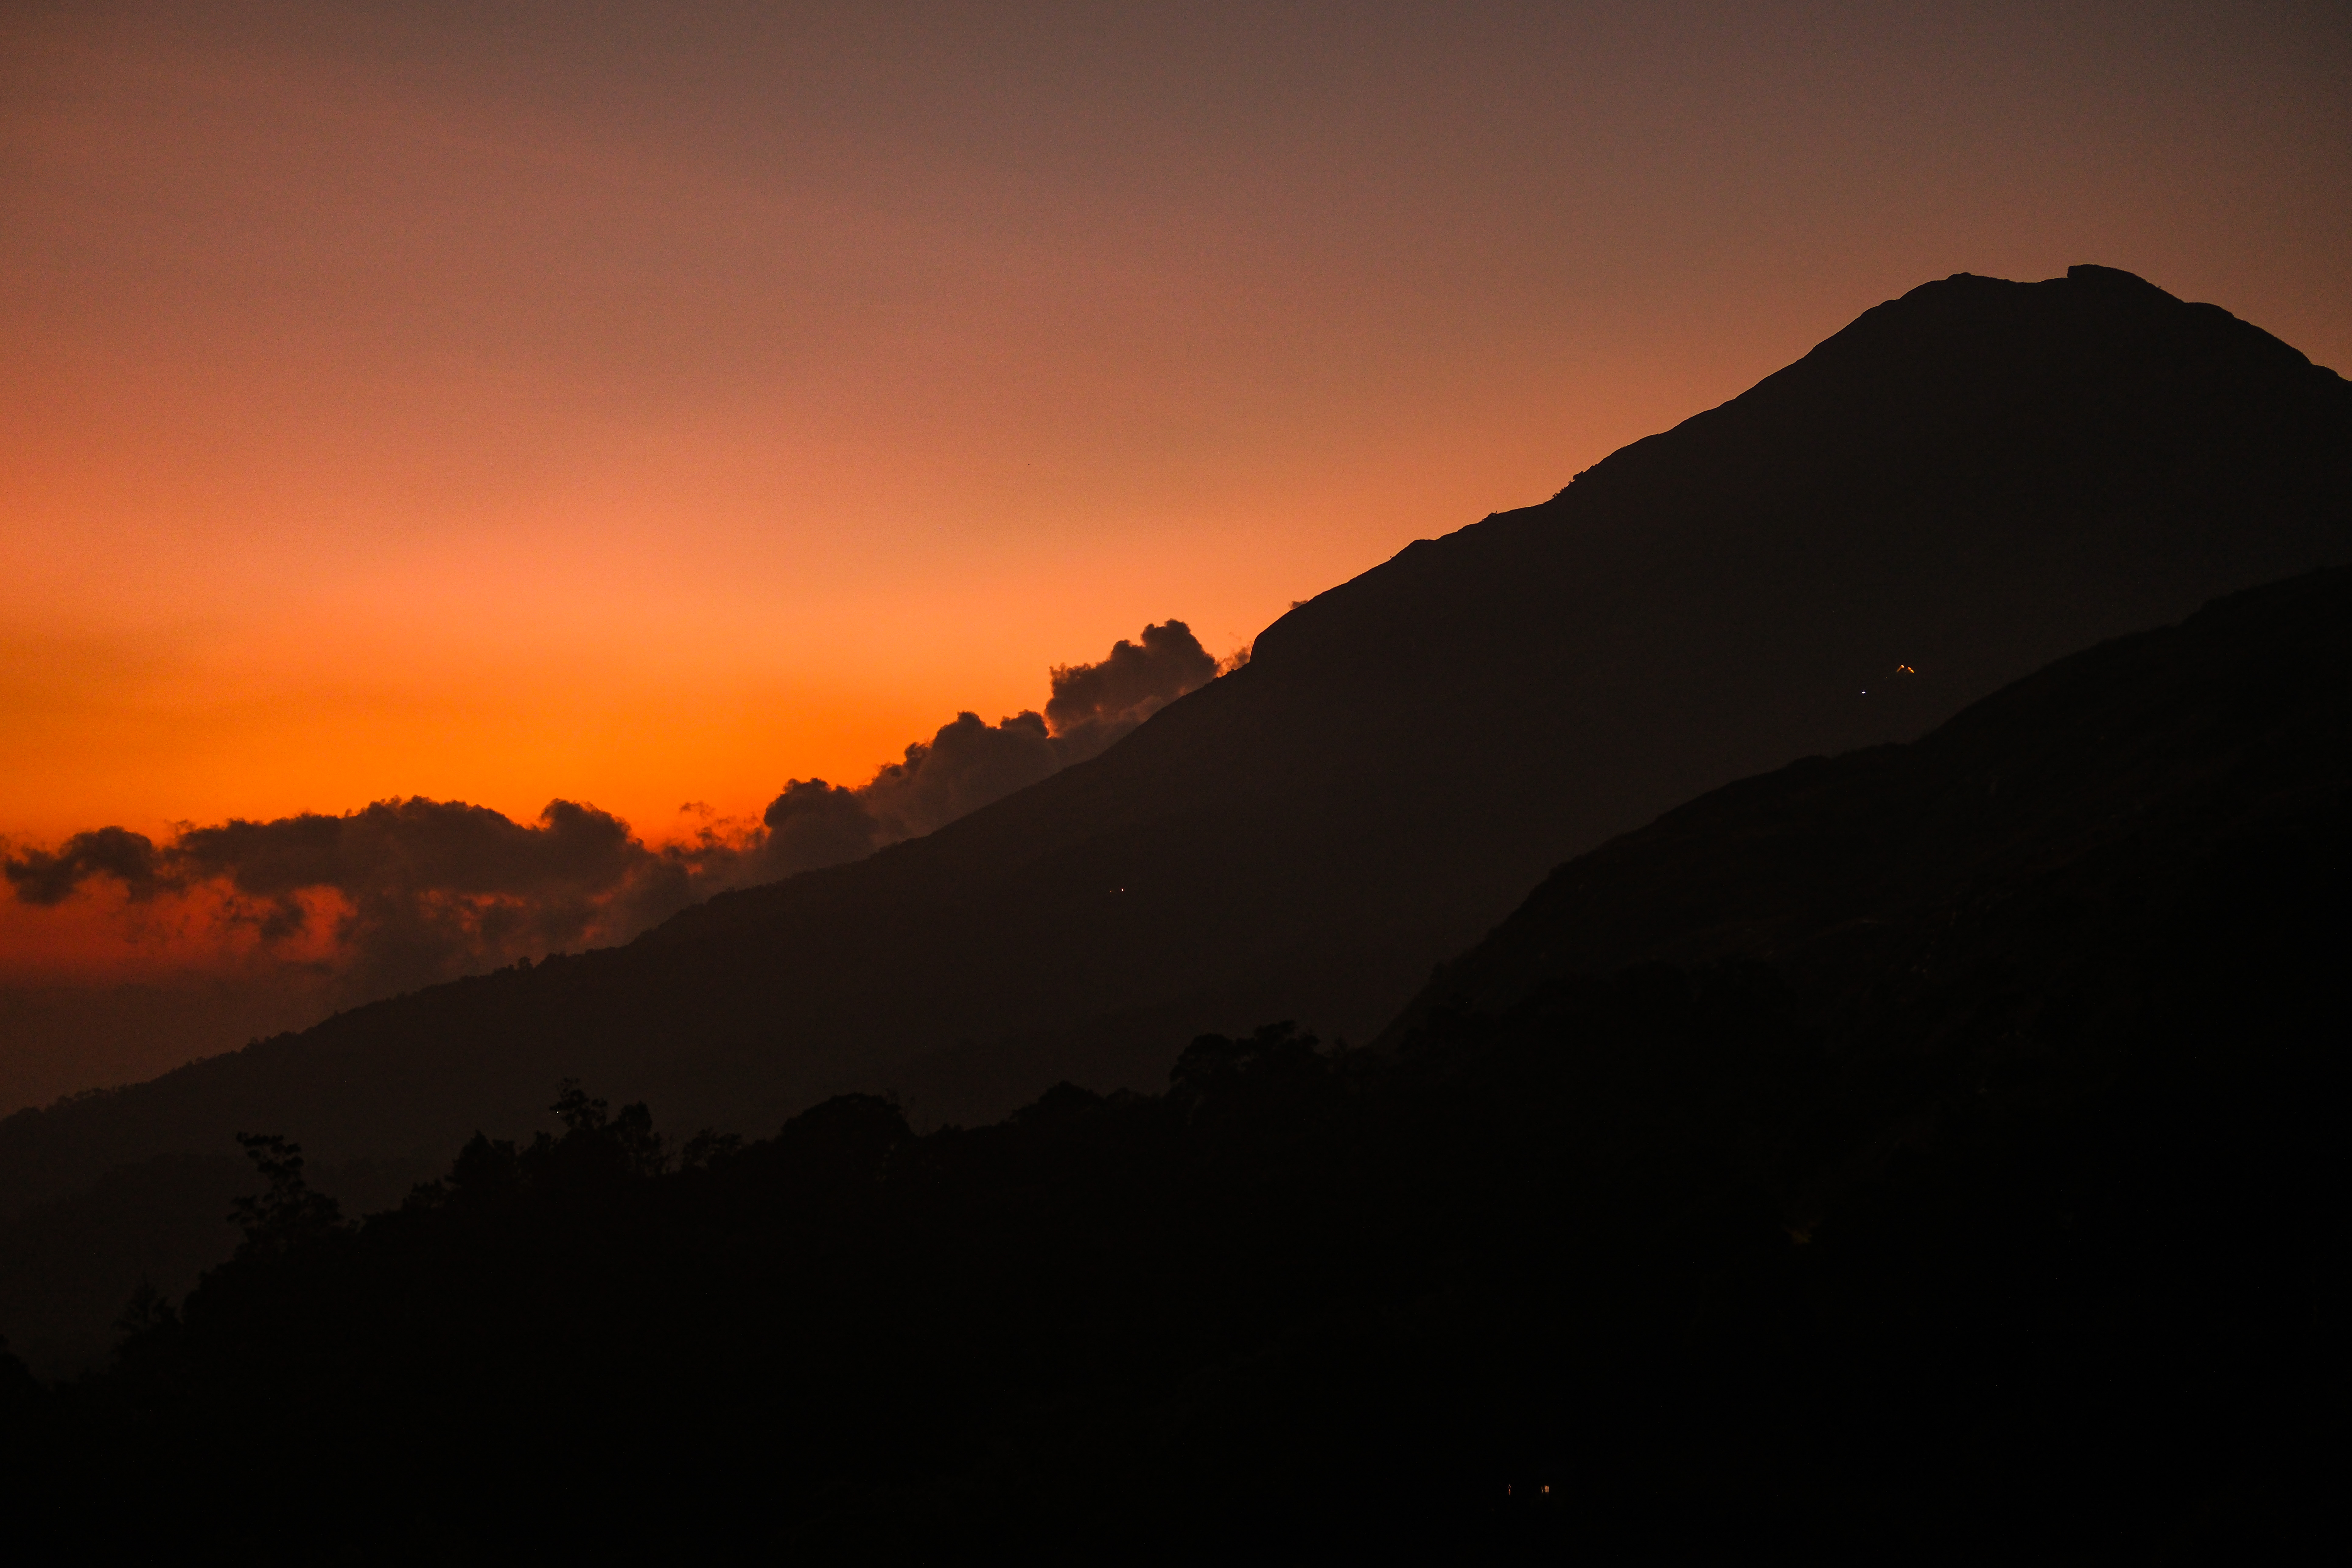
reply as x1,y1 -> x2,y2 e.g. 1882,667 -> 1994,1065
2065,261 -> 2173,297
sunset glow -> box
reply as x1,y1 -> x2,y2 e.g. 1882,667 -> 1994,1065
7,9 -> 2348,1542
5,2 -> 2350,1098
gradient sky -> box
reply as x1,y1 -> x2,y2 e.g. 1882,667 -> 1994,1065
5,0 -> 2350,975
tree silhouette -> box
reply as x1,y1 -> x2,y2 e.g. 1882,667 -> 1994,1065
227,1133 -> 344,1259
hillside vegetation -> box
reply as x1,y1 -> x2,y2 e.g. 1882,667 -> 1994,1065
9,569 -> 2340,1554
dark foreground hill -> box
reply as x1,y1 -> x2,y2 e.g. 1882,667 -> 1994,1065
9,569 -> 2340,1556
1384,562 -> 2352,1048
3,264 -> 2348,1371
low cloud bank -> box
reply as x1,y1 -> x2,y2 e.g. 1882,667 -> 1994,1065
5,621 -> 1233,1004
6,799 -> 666,1003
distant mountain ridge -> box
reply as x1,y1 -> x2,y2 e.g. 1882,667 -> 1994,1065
1385,563 -> 2352,1050
2,267 -> 2347,1364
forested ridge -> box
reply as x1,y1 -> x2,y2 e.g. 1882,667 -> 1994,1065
3,570 -> 2340,1556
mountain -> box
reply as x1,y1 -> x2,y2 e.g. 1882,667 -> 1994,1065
14,569 -> 2341,1554
2,265 -> 2347,1368
1388,562 -> 2352,1055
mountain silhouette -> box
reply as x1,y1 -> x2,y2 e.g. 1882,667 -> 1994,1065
15,569 -> 2340,1554
1387,562 -> 2352,1053
3,264 -> 2347,1368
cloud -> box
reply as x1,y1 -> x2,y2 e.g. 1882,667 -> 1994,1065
861,709 -> 1061,840
3,799 -> 675,1002
3,827 -> 166,907
174,797 -> 640,904
186,798 -> 655,997
1044,620 -> 1220,764
739,619 -> 1225,878
5,619 -> 1232,999
758,778 -> 881,865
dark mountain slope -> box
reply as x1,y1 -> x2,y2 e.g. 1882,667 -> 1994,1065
1384,563 -> 2352,1048
3,264 -> 2346,1232
14,572 -> 2342,1555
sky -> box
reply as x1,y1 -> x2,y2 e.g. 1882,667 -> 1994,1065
2,1 -> 2349,1096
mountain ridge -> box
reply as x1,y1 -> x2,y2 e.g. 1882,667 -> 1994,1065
1383,562 -> 2352,1048
12,561 -> 2342,1549
3,268 -> 2347,1356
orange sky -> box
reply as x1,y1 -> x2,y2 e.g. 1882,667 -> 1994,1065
5,1 -> 2350,947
